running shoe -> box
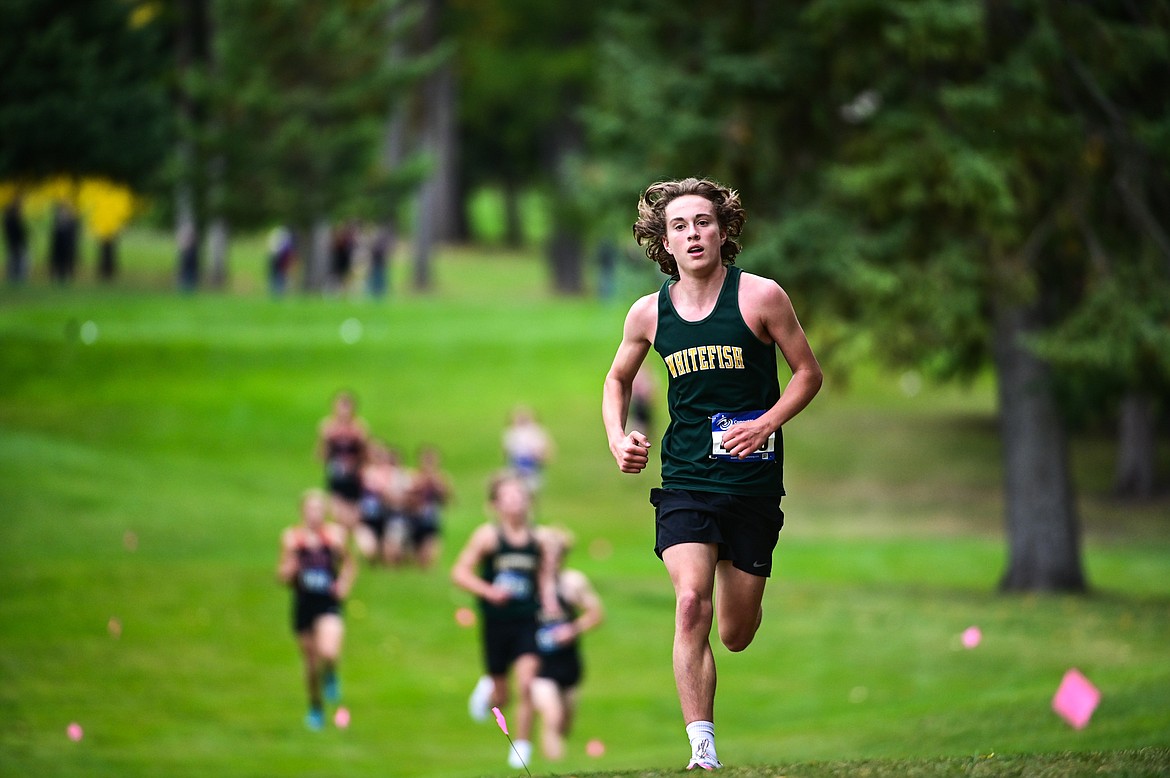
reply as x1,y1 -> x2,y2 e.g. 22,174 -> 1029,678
507,738 -> 532,770
324,670 -> 340,704
305,706 -> 325,731
467,675 -> 493,722
687,739 -> 722,771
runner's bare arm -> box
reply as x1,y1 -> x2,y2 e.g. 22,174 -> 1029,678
277,529 -> 298,586
603,294 -> 657,473
450,524 -> 508,605
332,525 -> 357,599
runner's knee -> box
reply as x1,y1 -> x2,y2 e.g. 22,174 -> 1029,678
675,588 -> 713,634
718,622 -> 756,652
718,606 -> 762,652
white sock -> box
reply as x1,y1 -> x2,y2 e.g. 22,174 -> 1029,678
686,720 -> 716,755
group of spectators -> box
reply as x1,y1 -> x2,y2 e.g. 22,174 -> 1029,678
268,221 -> 396,297
4,197 -> 88,284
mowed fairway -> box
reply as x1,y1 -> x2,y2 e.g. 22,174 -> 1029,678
1,239 -> 1168,777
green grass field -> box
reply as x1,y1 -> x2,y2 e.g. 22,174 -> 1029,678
1,230 -> 1168,777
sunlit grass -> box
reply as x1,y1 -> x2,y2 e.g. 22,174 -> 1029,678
1,234 -> 1167,777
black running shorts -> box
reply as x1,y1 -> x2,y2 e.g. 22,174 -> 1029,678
482,617 -> 538,675
538,648 -> 583,689
293,593 -> 341,634
650,487 -> 784,577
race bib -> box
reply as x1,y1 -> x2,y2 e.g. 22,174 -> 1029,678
710,411 -> 775,461
360,494 -> 381,517
328,459 -> 354,479
299,568 -> 334,594
536,621 -> 566,653
493,570 -> 533,600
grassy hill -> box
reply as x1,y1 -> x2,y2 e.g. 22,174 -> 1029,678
1,231 -> 1167,777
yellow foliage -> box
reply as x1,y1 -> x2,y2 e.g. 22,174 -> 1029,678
23,176 -> 78,216
78,179 -> 138,239
0,177 -> 139,239
129,2 -> 161,30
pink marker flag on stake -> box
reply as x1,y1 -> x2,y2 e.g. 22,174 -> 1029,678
491,706 -> 509,735
1052,668 -> 1100,730
491,706 -> 532,776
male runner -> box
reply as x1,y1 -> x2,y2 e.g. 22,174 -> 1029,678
602,177 -> 822,770
451,472 -> 560,769
278,489 -> 356,729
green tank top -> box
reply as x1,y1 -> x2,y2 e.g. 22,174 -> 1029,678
479,528 -> 540,622
653,266 -> 785,497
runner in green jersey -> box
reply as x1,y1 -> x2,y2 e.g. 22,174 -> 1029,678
451,472 -> 562,770
602,178 -> 823,771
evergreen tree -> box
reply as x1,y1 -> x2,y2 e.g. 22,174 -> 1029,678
586,0 -> 1170,592
0,0 -> 172,188
452,0 -> 603,293
201,0 -> 428,289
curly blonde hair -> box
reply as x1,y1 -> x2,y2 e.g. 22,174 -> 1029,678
632,177 -> 746,278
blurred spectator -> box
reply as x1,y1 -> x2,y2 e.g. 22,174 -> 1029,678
329,221 -> 357,292
177,222 -> 200,292
267,226 -> 296,296
97,237 -> 117,282
49,202 -> 80,283
366,223 -> 395,298
4,196 -> 29,283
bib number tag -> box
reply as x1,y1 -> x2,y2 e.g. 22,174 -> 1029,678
493,570 -> 533,600
328,459 -> 354,479
710,411 -> 775,461
299,568 -> 334,594
536,621 -> 566,653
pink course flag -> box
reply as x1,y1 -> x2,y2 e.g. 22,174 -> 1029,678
491,706 -> 531,775
1052,668 -> 1101,730
491,706 -> 509,735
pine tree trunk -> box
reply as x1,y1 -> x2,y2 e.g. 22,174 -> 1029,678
546,107 -> 584,295
413,182 -> 435,292
175,182 -> 200,292
296,220 -> 331,292
381,3 -> 407,172
309,219 -> 332,292
549,228 -> 583,294
425,60 -> 459,242
410,0 -> 459,291
993,300 -> 1087,593
206,217 -> 228,289
97,237 -> 116,281
1114,391 -> 1157,499
503,176 -> 523,248
174,0 -> 211,292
